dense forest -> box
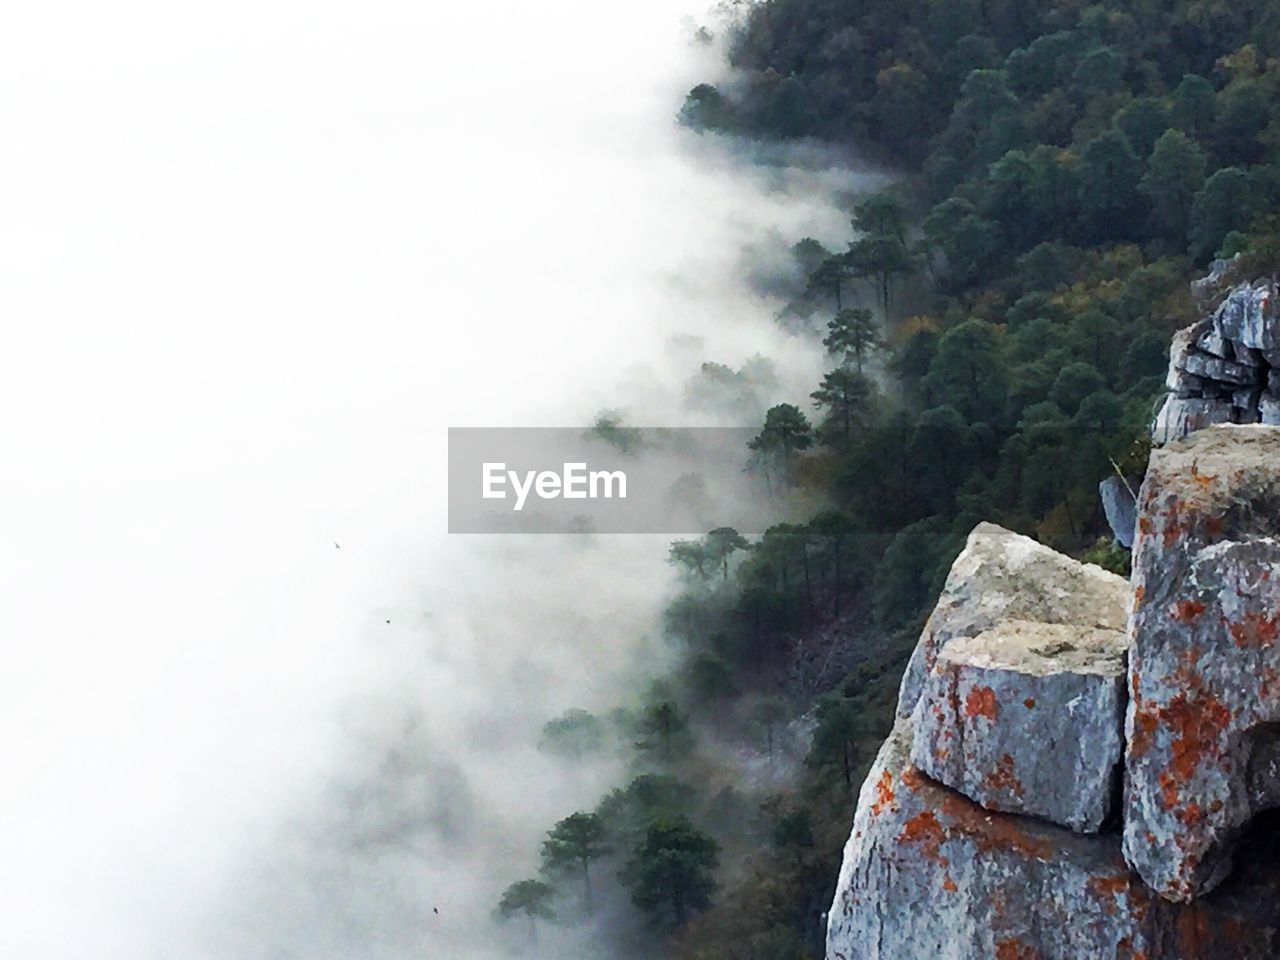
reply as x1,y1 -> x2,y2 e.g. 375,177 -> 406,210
496,2 -> 1280,957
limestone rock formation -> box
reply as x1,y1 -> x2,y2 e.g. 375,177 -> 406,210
829,432 -> 1280,956
827,720 -> 1280,960
1100,474 -> 1138,549
1123,425 -> 1280,902
1190,255 -> 1242,308
1153,280 -> 1280,443
896,523 -> 1129,721
910,619 -> 1126,832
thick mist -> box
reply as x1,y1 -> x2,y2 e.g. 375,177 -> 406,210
0,3 -> 882,958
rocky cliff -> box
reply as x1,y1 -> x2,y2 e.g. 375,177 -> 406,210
1154,272 -> 1280,443
827,318 -> 1280,958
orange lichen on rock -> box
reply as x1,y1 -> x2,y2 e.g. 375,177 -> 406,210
939,794 -> 1055,860
1159,772 -> 1181,811
1086,873 -> 1132,917
1177,802 -> 1203,826
1189,465 -> 1219,489
870,769 -> 896,816
1023,698 -> 1035,709
900,766 -> 927,793
1228,611 -> 1279,649
1162,692 -> 1232,780
984,754 -> 1025,798
1172,599 -> 1206,622
1129,706 -> 1159,760
1162,500 -> 1184,547
994,937 -> 1038,960
964,685 -> 998,721
898,810 -> 947,865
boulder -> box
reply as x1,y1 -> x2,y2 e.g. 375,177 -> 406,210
1152,280 -> 1280,444
1123,424 -> 1280,902
910,619 -> 1126,832
1153,397 -> 1236,445
1190,255 -> 1242,307
1182,352 -> 1258,386
826,720 -> 1280,960
895,524 -> 1129,721
1215,283 -> 1280,351
1100,475 -> 1138,549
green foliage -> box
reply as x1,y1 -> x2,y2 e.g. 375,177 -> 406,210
1141,129 -> 1207,245
679,83 -> 738,132
634,699 -> 693,764
923,320 -> 1007,422
811,368 -> 877,447
542,812 -> 611,914
823,308 -> 880,372
749,404 -> 814,493
1080,536 -> 1131,577
621,816 -> 720,926
596,774 -> 699,840
539,708 -> 606,758
495,878 -> 556,926
1189,166 -> 1255,259
568,4 -> 1280,956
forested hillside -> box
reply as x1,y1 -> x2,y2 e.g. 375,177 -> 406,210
496,3 -> 1280,957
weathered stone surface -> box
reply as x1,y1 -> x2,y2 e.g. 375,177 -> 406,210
1215,282 -> 1280,351
1195,324 -> 1231,359
910,619 -> 1126,832
1153,280 -> 1280,443
1191,255 -> 1242,307
826,720 -> 1280,960
1124,424 -> 1280,903
1182,352 -> 1258,386
1261,394 -> 1280,426
896,523 -> 1129,720
1152,396 -> 1236,445
1100,474 -> 1138,549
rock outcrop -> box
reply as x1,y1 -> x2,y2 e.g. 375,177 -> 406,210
828,430 -> 1280,958
827,719 -> 1280,960
1100,475 -> 1139,549
1153,280 -> 1280,444
1123,425 -> 1280,902
896,523 -> 1130,721
910,619 -> 1127,832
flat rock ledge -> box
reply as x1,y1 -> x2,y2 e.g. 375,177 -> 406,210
827,720 -> 1280,960
1123,424 -> 1280,902
910,619 -> 1126,832
896,523 -> 1130,721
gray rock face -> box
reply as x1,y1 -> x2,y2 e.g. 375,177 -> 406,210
1153,397 -> 1236,444
1190,255 -> 1242,307
826,720 -> 1280,960
1153,279 -> 1280,443
1100,475 -> 1138,549
829,423 -> 1280,957
910,620 -> 1127,832
1123,424 -> 1280,903
896,523 -> 1130,720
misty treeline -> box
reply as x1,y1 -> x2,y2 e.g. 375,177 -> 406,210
498,1 -> 1280,957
